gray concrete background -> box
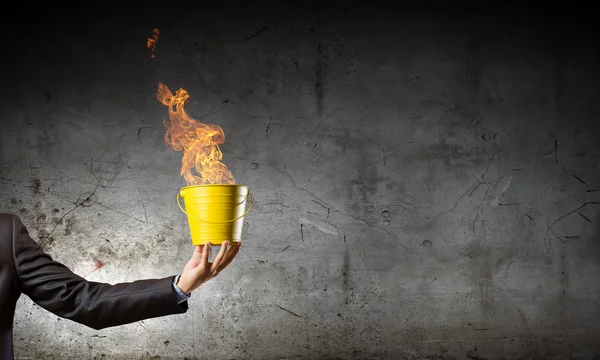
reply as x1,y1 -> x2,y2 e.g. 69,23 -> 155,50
1,3 -> 599,359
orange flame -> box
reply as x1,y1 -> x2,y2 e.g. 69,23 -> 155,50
156,82 -> 236,185
147,28 -> 160,59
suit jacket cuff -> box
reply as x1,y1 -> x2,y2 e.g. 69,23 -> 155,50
172,275 -> 191,304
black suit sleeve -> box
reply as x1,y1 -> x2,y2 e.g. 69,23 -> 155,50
11,215 -> 187,330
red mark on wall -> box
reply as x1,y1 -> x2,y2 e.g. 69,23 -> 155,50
82,259 -> 104,278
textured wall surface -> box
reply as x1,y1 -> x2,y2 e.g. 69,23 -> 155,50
1,3 -> 599,359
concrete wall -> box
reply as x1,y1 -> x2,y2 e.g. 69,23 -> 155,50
1,3 -> 599,359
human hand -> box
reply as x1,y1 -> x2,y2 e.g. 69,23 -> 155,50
176,241 -> 241,294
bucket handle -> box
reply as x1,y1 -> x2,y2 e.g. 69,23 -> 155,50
176,188 -> 254,224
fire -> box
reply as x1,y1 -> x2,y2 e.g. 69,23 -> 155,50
156,82 -> 236,185
147,28 -> 160,59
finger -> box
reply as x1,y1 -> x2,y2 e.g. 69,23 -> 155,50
218,242 -> 241,272
211,241 -> 229,272
193,246 -> 203,259
216,242 -> 241,274
189,246 -> 203,266
201,242 -> 211,268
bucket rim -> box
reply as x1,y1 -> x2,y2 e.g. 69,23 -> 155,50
180,184 -> 249,191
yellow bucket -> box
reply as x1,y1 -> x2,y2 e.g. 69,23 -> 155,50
177,184 -> 253,245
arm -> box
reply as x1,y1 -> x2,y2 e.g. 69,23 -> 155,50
11,215 -> 187,330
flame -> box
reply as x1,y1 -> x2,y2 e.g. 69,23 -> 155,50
156,82 -> 236,185
147,28 -> 160,59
